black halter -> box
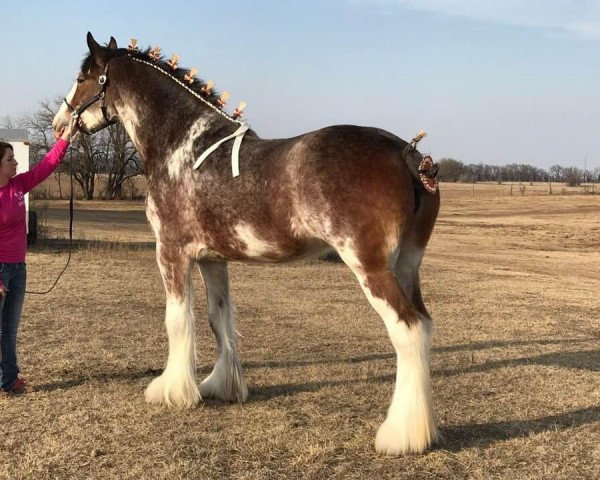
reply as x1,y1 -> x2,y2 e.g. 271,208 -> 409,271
63,62 -> 116,135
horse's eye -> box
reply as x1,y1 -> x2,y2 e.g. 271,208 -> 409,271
77,76 -> 85,84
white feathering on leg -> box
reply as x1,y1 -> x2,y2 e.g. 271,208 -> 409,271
374,315 -> 438,455
145,297 -> 200,408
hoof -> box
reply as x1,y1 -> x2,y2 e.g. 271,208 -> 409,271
375,418 -> 439,455
145,372 -> 201,408
200,371 -> 248,403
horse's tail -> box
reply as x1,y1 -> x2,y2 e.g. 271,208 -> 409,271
402,130 -> 439,196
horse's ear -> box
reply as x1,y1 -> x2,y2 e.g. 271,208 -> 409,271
108,36 -> 118,50
86,32 -> 104,65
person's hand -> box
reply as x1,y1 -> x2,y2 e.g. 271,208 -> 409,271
61,117 -> 80,142
0,284 -> 8,298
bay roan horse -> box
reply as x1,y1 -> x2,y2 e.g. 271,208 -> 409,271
53,33 -> 440,455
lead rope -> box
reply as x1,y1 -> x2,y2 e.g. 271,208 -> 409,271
26,148 -> 74,295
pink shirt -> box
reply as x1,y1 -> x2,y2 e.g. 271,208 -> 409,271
0,139 -> 69,264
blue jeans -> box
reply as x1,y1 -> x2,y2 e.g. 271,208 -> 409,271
0,262 -> 26,390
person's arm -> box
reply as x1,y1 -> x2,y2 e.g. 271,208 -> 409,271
14,123 -> 77,193
14,139 -> 70,194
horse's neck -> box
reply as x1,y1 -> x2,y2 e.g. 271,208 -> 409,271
112,73 -> 231,175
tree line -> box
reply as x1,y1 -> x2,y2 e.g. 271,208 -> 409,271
1,99 -> 142,200
437,158 -> 599,186
2,102 -> 597,198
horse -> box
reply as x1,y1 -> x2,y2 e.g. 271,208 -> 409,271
52,33 -> 441,455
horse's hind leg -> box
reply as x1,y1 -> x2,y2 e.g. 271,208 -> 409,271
198,260 -> 248,402
392,243 -> 431,318
336,240 -> 438,455
145,246 -> 200,408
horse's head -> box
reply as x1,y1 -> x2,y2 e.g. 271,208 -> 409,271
53,32 -> 121,136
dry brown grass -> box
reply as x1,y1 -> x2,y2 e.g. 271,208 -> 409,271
1,183 -> 598,479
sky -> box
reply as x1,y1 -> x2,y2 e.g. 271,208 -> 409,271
1,0 -> 599,170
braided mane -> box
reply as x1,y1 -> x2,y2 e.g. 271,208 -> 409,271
81,43 -> 241,123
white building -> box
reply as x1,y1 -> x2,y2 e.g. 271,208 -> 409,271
0,129 -> 31,231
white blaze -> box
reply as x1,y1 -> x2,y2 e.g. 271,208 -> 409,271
52,79 -> 109,134
53,82 -> 77,130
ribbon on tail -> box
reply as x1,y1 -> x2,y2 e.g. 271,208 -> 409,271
418,155 -> 439,194
403,130 -> 439,194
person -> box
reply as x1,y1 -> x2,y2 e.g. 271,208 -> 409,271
0,121 -> 77,395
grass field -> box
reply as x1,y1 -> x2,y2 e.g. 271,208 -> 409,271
1,183 -> 598,479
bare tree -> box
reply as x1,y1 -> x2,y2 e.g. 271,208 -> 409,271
22,99 -> 69,198
0,115 -> 18,129
437,158 -> 464,182
549,165 -> 564,182
22,98 -> 144,200
102,123 -> 142,199
562,167 -> 583,187
67,130 -> 109,200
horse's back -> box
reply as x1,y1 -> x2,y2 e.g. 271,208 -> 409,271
277,125 -> 437,245
151,124 -> 438,263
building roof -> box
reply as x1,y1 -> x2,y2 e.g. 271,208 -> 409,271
0,129 -> 29,142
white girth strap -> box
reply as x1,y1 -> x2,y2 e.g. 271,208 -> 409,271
193,122 -> 249,177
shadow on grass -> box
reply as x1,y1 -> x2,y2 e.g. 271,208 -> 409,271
439,405 -> 600,451
246,349 -> 600,400
436,348 -> 600,377
434,338 -> 595,354
32,347 -> 600,452
33,368 -> 163,393
248,371 -> 600,453
239,338 -> 594,370
35,341 -> 597,394
246,374 -> 393,402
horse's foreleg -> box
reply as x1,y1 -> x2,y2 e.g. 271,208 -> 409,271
198,260 -> 248,402
338,244 -> 438,455
145,245 -> 200,408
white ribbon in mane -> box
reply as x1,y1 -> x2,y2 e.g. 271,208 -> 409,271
193,122 -> 249,177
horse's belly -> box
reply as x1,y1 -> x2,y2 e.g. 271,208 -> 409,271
198,230 -> 330,264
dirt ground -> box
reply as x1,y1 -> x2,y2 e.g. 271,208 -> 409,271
1,183 -> 598,479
